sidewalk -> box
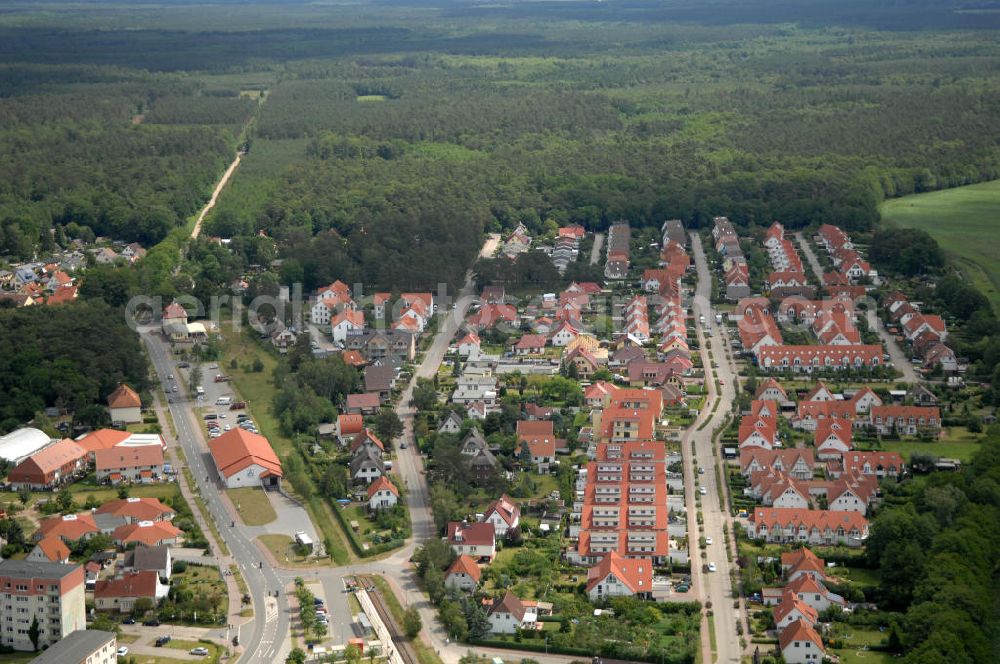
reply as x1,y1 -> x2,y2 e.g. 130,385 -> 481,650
152,395 -> 254,644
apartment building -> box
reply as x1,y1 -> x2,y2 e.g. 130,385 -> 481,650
0,559 -> 86,651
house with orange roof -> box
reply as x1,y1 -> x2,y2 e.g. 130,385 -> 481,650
584,381 -> 614,408
585,551 -> 654,600
738,416 -> 778,449
7,438 -> 87,490
106,384 -> 142,424
94,444 -> 164,485
779,618 -> 825,664
758,345 -> 883,373
794,400 -> 857,432
95,497 -> 175,524
814,420 -> 853,460
781,548 -> 826,582
513,334 -> 547,355
848,386 -> 883,414
466,303 -> 519,330
755,378 -> 788,402
773,590 -> 819,632
336,414 -> 365,447
740,448 -> 815,481
457,332 -> 481,357
784,572 -> 846,613
45,284 -> 78,305
835,451 -> 904,479
341,350 -> 367,368
112,520 -> 182,548
748,507 -> 868,547
445,555 -> 482,592
331,309 -> 365,343
94,570 -> 169,613
27,536 -> 71,564
208,429 -> 282,489
367,476 -> 399,511
75,429 -> 132,458
549,320 -> 580,347
869,405 -> 940,436
34,513 -> 99,543
482,494 -> 521,537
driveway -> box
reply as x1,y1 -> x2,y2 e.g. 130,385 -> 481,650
242,491 -> 319,545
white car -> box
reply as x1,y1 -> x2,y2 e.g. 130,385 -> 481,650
708,562 -> 717,572
699,486 -> 707,495
117,646 -> 129,656
706,537 -> 713,545
190,647 -> 209,656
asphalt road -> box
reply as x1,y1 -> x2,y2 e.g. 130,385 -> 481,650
142,330 -> 288,664
684,233 -> 743,664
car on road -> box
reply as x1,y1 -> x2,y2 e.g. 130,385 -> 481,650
708,562 -> 717,572
155,635 -> 171,647
674,584 -> 690,593
172,386 -> 178,392
117,646 -> 129,656
121,617 -> 135,625
178,362 -> 190,368
143,619 -> 160,627
697,467 -> 705,474
699,486 -> 707,495
167,374 -> 173,380
190,647 -> 209,656
209,364 -> 218,369
400,442 -> 407,449
718,379 -> 725,385
706,537 -> 713,545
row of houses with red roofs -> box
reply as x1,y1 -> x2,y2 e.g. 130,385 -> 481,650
605,222 -> 631,279
713,217 -> 752,301
816,224 -> 876,284
767,548 -> 841,663
763,222 -> 815,297
883,291 -> 957,372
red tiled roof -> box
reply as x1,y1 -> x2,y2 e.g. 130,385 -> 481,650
107,384 -> 141,409
36,513 -> 98,541
344,394 -> 379,411
95,570 -> 160,600
446,554 -> 482,583
779,618 -> 824,652
516,420 -> 554,440
96,497 -> 175,522
35,536 -> 70,562
208,429 -> 283,479
77,429 -> 132,454
483,494 -> 520,527
113,520 -> 182,546
94,444 -> 163,472
367,476 -> 399,499
585,551 -> 653,594
447,521 -> 495,547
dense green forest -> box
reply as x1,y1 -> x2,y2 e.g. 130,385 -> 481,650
0,300 -> 149,433
866,432 -> 1000,663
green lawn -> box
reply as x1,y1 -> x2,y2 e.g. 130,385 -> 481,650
877,437 -> 982,462
880,179 -> 1000,312
257,534 -> 315,566
829,627 -> 893,664
228,487 -> 277,526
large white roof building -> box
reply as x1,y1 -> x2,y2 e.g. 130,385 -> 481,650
0,427 -> 53,464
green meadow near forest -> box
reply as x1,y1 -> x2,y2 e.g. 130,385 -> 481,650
880,180 -> 1000,312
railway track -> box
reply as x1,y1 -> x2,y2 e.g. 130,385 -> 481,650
356,575 -> 420,664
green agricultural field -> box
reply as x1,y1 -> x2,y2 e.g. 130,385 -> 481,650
880,180 -> 1000,312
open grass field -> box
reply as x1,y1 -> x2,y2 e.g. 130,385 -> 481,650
257,534 -> 316,566
880,179 -> 1000,312
228,487 -> 277,526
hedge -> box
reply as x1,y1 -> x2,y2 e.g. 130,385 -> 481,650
329,497 -> 405,558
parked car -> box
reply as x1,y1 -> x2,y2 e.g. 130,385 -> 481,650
117,646 -> 129,656
190,647 -> 209,656
708,562 -> 717,572
121,617 -> 136,625
155,635 -> 171,647
143,619 -> 160,627
699,486 -> 707,495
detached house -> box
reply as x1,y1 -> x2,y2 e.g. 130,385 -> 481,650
487,590 -> 537,634
106,384 -> 142,424
350,447 -> 385,484
94,570 -> 169,613
331,309 -> 365,343
481,494 -> 520,538
585,551 -> 653,601
779,618 -> 826,664
445,555 -> 482,592
446,521 -> 496,562
367,476 -> 399,511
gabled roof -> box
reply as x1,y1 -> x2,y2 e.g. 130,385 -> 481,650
163,301 -> 187,320
94,444 -> 163,472
346,392 -> 381,410
95,570 -> 160,600
11,438 -> 85,476
778,618 -> 824,651
208,429 -> 283,479
33,536 -> 70,562
488,589 -> 526,621
107,384 -> 141,409
446,554 -> 482,583
351,428 -> 385,453
76,429 -> 132,454
96,497 -> 175,522
781,547 -> 825,576
483,494 -> 520,526
773,590 -> 819,625
585,551 -> 653,594
331,309 -> 365,327
124,545 -> 170,572
516,420 -> 554,440
36,513 -> 98,541
447,521 -> 495,547
367,476 -> 399,499
113,520 -> 182,546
